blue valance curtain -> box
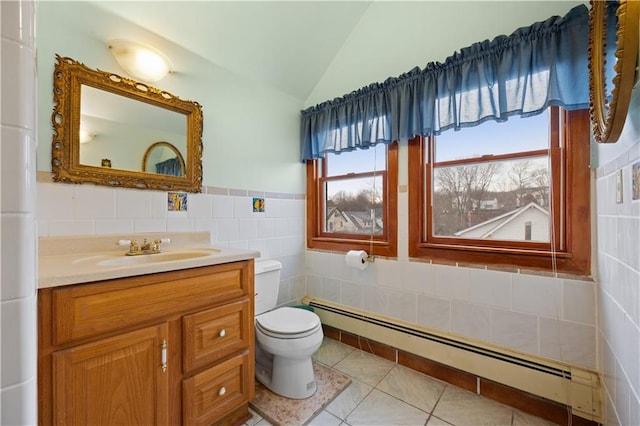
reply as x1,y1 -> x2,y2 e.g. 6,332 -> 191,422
300,4 -> 590,162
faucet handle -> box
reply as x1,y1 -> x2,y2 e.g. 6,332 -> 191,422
129,240 -> 139,252
153,238 -> 170,250
117,239 -> 139,254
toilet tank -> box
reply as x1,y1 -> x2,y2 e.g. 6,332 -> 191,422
254,259 -> 282,316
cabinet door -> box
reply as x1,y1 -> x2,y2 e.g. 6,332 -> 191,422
53,324 -> 169,426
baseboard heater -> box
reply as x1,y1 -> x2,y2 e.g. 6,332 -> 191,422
303,297 -> 601,422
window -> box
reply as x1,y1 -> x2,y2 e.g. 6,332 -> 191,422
306,142 -> 398,257
408,108 -> 591,275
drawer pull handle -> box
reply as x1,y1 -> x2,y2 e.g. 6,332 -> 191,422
161,339 -> 167,373
218,387 -> 226,396
218,329 -> 226,338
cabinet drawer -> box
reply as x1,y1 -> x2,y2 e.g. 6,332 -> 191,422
183,351 -> 251,426
183,299 -> 253,373
50,262 -> 252,345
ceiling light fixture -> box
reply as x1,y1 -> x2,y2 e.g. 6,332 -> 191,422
108,39 -> 172,82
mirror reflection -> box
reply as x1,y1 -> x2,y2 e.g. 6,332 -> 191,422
79,86 -> 187,172
142,141 -> 186,176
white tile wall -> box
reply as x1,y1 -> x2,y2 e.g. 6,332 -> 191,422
1,1 -> 37,423
417,294 -> 451,331
37,182 -> 307,309
306,206 -> 598,370
512,273 -> 563,319
596,86 -> 640,425
451,301 -> 491,341
490,308 -> 538,353
306,251 -> 597,369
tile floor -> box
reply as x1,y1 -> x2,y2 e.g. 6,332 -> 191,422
245,337 -> 561,426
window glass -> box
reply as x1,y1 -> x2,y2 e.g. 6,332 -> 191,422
307,142 -> 398,258
430,111 -> 551,244
432,156 -> 550,242
407,107 -> 591,275
326,143 -> 387,175
434,113 -> 549,162
324,175 -> 384,235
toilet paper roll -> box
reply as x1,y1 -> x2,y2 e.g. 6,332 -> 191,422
345,250 -> 368,270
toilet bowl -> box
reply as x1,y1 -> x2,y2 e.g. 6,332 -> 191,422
254,260 -> 324,399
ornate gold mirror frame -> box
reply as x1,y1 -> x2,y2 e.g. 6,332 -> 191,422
51,55 -> 204,192
588,0 -> 639,143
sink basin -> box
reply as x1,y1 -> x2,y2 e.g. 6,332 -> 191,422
70,248 -> 221,267
97,249 -> 221,267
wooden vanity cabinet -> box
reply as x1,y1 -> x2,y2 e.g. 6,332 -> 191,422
38,260 -> 255,426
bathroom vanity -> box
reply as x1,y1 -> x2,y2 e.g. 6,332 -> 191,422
37,233 -> 259,426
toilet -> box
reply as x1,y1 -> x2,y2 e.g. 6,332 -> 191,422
254,259 -> 324,399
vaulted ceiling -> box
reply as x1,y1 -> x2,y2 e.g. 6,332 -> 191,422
91,1 -> 372,99
45,1 -> 586,103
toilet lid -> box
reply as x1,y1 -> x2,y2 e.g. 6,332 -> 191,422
255,307 -> 320,334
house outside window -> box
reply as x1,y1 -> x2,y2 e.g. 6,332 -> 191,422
408,108 -> 591,275
306,142 -> 398,257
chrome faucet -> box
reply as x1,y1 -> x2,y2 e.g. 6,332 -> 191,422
118,237 -> 170,256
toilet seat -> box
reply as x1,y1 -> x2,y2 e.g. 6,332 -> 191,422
255,307 -> 321,338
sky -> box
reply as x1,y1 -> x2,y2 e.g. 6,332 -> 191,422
435,111 -> 550,162
324,111 -> 551,198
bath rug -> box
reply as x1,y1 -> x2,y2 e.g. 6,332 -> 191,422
249,361 -> 351,426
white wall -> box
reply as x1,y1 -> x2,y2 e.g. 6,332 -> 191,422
1,1 -> 38,423
596,84 -> 640,425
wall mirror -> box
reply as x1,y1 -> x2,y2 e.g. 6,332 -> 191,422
588,0 -> 639,143
51,55 -> 203,192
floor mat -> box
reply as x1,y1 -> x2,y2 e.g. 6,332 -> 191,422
249,362 -> 351,425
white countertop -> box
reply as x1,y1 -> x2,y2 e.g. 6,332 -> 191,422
38,232 -> 260,288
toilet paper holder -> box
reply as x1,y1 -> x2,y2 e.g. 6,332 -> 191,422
345,250 -> 375,270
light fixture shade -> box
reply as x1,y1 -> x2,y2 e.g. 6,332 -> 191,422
108,39 -> 172,82
79,127 -> 95,144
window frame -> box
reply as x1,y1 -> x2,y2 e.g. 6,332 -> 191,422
306,142 -> 398,257
408,108 -> 591,275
